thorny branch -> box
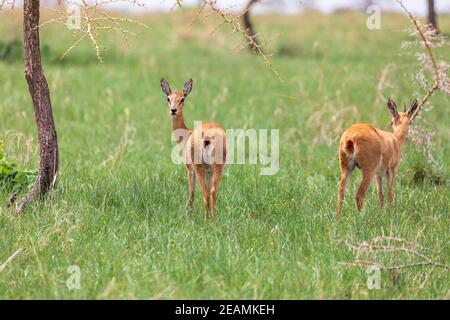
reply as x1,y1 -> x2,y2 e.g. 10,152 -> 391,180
2,1 -> 279,76
39,0 -> 148,62
242,0 -> 262,52
396,0 -> 450,121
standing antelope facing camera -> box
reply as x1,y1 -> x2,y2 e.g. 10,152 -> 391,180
337,98 -> 419,219
160,78 -> 227,219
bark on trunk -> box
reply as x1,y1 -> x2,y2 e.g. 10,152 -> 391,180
242,0 -> 261,52
15,0 -> 59,213
427,0 -> 438,31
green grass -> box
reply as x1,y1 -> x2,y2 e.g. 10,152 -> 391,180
0,9 -> 449,299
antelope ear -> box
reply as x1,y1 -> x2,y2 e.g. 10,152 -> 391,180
387,98 -> 399,118
407,99 -> 419,119
160,78 -> 171,96
183,79 -> 193,97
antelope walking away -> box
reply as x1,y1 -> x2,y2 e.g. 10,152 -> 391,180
337,98 -> 419,219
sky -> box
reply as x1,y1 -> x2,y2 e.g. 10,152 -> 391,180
100,0 -> 450,15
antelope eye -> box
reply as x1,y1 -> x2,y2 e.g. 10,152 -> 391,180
180,98 -> 185,104
167,97 -> 170,102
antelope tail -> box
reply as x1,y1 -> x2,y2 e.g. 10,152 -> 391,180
345,139 -> 354,155
203,136 -> 212,148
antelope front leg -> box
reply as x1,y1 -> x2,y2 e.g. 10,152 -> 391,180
210,165 -> 224,217
187,168 -> 196,209
195,165 -> 211,219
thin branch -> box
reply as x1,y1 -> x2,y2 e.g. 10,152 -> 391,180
395,0 -> 443,121
38,0 -> 148,62
339,237 -> 450,272
203,0 -> 280,80
339,260 -> 448,271
242,0 -> 261,52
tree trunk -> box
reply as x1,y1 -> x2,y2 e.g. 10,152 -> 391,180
15,0 -> 59,213
427,0 -> 438,31
242,0 -> 261,52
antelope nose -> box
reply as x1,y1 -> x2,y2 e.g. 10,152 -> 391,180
170,108 -> 177,114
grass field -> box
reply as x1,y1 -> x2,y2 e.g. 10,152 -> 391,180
0,8 -> 449,299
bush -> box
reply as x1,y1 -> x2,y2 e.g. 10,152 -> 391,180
0,139 -> 36,192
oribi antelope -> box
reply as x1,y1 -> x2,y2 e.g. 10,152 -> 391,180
160,78 -> 227,218
337,98 -> 419,219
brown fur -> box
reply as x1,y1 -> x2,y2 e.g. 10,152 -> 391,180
337,98 -> 418,220
161,79 -> 227,218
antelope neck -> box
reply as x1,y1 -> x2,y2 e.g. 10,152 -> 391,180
393,122 -> 409,149
171,114 -> 190,144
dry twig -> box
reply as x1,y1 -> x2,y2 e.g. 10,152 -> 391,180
339,236 -> 449,272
